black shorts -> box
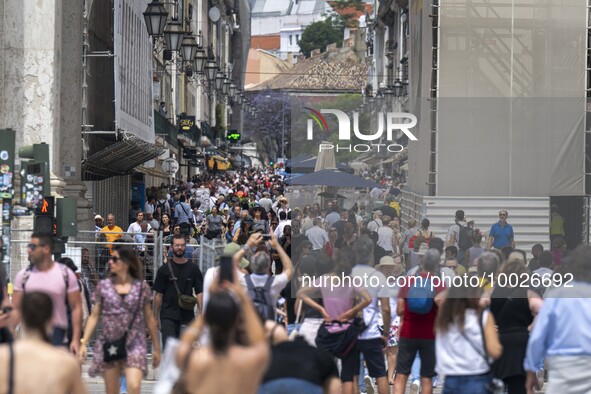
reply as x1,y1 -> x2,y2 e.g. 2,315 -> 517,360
340,349 -> 358,382
357,338 -> 387,378
396,338 -> 437,378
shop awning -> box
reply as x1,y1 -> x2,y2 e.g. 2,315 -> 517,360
83,133 -> 164,179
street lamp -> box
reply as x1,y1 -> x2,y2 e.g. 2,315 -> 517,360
180,34 -> 199,62
143,1 -> 168,37
393,79 -> 403,98
215,71 -> 224,91
223,79 -> 231,95
164,19 -> 184,52
229,83 -> 237,99
237,93 -> 243,105
193,48 -> 207,73
205,60 -> 217,82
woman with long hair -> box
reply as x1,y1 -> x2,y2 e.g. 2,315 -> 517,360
175,278 -> 270,394
489,260 -> 540,393
298,247 -> 372,394
0,292 -> 86,393
435,285 -> 503,393
80,246 -> 160,394
160,213 -> 172,238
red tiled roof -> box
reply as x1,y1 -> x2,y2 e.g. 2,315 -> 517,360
251,35 -> 281,50
328,1 -> 373,20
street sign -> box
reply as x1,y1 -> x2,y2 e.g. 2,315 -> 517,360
162,158 -> 179,175
0,130 -> 15,199
226,130 -> 241,142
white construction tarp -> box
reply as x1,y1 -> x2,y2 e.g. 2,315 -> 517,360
407,0 -> 586,197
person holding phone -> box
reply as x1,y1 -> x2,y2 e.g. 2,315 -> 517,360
175,275 -> 270,394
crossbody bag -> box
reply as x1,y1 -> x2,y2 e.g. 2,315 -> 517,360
166,262 -> 198,311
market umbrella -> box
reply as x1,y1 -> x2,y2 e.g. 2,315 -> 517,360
314,141 -> 336,172
286,169 -> 380,188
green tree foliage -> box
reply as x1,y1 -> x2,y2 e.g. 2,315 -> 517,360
299,0 -> 365,57
298,20 -> 343,58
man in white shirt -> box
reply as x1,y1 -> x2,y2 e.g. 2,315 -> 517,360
274,211 -> 291,239
258,192 -> 273,213
377,215 -> 395,253
127,211 -> 151,252
367,210 -> 383,233
446,210 -> 467,266
246,238 -> 293,314
306,218 -> 329,251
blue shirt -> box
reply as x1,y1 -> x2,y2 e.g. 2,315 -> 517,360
489,222 -> 514,249
174,202 -> 194,225
524,283 -> 591,372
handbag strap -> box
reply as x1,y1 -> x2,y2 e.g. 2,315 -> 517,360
166,262 -> 183,298
459,311 -> 490,367
126,281 -> 144,333
8,341 -> 14,394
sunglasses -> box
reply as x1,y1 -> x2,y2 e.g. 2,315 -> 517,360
499,213 -> 507,217
109,256 -> 121,263
27,243 -> 43,250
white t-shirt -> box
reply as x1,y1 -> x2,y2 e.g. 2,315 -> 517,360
436,310 -> 491,376
127,222 -> 152,251
274,220 -> 291,238
202,266 -> 247,311
306,226 -> 329,250
248,273 -> 289,308
377,226 -> 394,252
367,219 -> 383,233
352,265 -> 397,340
144,202 -> 155,215
446,221 -> 466,249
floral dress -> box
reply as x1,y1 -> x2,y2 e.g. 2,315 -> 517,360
89,278 -> 152,377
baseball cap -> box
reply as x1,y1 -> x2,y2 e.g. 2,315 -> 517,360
222,242 -> 250,269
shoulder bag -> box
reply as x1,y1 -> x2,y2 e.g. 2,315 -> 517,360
315,270 -> 379,358
459,311 -> 505,394
167,262 -> 198,311
103,281 -> 144,363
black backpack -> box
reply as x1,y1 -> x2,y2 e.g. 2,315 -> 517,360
245,275 -> 275,321
458,224 -> 474,250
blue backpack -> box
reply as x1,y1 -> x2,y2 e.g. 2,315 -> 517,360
407,275 -> 436,314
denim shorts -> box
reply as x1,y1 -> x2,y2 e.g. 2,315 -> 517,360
443,372 -> 491,394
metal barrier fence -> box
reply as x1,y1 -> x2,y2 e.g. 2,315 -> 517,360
9,229 -> 228,353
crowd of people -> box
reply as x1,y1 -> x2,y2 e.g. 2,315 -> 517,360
0,167 -> 589,394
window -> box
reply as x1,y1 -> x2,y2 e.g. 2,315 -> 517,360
296,34 -> 299,43
289,35 -> 293,45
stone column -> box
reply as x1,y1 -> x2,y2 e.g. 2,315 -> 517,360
0,0 -> 64,270
59,0 -> 93,233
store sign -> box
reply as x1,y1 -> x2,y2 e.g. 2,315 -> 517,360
179,115 -> 196,134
